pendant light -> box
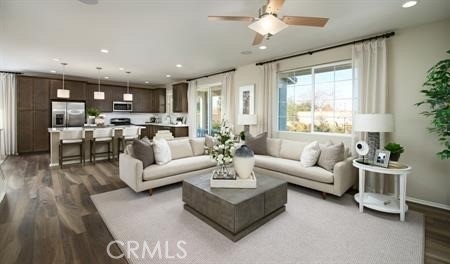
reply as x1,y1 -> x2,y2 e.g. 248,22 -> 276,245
57,62 -> 70,98
123,71 -> 133,101
94,67 -> 105,100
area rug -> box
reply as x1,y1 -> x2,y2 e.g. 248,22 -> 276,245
91,184 -> 424,264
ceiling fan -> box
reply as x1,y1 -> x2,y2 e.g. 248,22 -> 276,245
208,0 -> 329,46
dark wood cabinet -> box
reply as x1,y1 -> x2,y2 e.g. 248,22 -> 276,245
173,83 -> 188,113
153,88 -> 166,113
17,110 -> 34,153
50,80 -> 86,101
144,125 -> 188,139
86,84 -> 112,112
34,78 -> 50,110
33,110 -> 50,152
17,77 -> 33,110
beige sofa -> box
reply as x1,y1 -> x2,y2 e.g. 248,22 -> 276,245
119,137 -> 356,197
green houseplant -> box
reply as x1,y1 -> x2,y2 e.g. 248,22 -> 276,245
87,107 -> 101,118
415,50 -> 450,160
384,142 -> 405,162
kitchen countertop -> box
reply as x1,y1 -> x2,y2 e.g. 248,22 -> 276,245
48,125 -> 145,133
137,123 -> 189,127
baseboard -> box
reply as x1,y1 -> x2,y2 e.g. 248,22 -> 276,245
406,196 -> 450,211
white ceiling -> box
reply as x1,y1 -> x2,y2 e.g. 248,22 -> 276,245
1,0 -> 449,86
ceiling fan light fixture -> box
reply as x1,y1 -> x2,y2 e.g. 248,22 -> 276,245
402,0 -> 418,8
248,14 -> 288,35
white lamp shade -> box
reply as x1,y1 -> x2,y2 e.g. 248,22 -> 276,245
123,93 -> 133,101
57,89 -> 70,98
248,14 -> 288,35
94,91 -> 105,100
354,114 -> 394,132
238,115 -> 257,125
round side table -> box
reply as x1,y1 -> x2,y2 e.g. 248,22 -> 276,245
352,159 -> 412,221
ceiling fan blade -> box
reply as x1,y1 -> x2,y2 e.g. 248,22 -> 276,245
265,0 -> 285,14
208,16 -> 255,22
252,33 -> 264,46
282,16 -> 329,27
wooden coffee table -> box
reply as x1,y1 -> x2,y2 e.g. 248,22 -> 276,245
182,173 -> 287,242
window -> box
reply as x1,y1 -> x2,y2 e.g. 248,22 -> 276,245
196,85 -> 222,136
278,62 -> 354,134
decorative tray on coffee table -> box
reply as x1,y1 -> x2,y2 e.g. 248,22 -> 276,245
210,171 -> 257,189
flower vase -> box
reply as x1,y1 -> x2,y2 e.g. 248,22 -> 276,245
233,144 -> 255,179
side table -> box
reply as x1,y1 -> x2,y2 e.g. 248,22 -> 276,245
353,159 -> 412,221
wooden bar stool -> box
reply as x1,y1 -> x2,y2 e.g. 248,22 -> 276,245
119,127 -> 140,153
59,130 -> 85,168
90,128 -> 114,164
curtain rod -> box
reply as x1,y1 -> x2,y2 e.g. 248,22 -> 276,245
186,68 -> 236,82
255,32 -> 395,66
0,71 -> 22,74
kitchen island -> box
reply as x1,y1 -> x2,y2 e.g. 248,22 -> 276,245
48,125 -> 144,167
137,123 -> 189,138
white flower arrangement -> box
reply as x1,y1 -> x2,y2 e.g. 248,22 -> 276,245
210,120 -> 235,166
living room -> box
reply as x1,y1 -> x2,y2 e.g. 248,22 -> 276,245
0,0 -> 449,263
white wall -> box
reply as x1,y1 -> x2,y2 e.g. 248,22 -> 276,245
387,19 -> 450,207
231,19 -> 450,207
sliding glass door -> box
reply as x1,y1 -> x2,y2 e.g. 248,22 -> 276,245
196,85 -> 222,136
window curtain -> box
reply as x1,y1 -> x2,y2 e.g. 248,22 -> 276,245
186,80 -> 198,137
0,73 -> 17,156
221,71 -> 235,127
260,62 -> 278,137
352,38 -> 388,192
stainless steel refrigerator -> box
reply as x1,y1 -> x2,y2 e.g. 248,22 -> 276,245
51,101 -> 85,127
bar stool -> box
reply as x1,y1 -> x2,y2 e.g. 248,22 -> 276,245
90,128 -> 114,164
59,130 -> 84,168
119,127 -> 140,152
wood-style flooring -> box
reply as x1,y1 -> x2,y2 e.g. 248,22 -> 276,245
0,153 -> 449,264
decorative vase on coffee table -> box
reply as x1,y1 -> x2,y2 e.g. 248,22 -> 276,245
233,144 -> 255,179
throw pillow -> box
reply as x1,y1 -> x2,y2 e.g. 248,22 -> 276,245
300,141 -> 321,167
245,132 -> 268,155
317,142 -> 345,172
152,138 -> 172,165
167,139 -> 194,160
190,138 -> 206,156
132,137 -> 154,168
205,135 -> 217,154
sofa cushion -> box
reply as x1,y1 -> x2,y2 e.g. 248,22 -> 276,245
143,155 -> 216,181
317,142 -> 345,172
279,139 -> 309,161
300,141 -> 321,167
190,138 -> 206,156
255,155 -> 333,184
152,138 -> 172,165
245,132 -> 267,155
205,135 -> 217,154
267,138 -> 281,157
167,138 -> 194,160
132,137 -> 155,168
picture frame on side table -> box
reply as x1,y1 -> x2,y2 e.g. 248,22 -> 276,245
239,85 -> 255,115
374,149 -> 391,167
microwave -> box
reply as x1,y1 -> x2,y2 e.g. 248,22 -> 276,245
113,101 -> 133,112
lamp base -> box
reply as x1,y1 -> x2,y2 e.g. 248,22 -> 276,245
367,132 -> 380,164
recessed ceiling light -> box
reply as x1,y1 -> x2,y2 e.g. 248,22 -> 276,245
53,58 -> 60,62
402,0 -> 418,8
176,64 -> 182,68
145,81 -> 149,84
119,67 -> 124,71
104,76 -> 109,79
166,74 -> 171,78
100,49 -> 109,53
50,70 -> 56,73
259,45 -> 267,50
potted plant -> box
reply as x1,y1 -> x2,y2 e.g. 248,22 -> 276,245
415,50 -> 450,159
384,142 -> 405,162
86,107 -> 101,125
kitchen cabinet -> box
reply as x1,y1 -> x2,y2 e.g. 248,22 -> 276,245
153,88 -> 166,113
110,85 -> 127,103
86,84 -> 112,112
17,110 -> 34,153
144,125 -> 188,139
34,78 -> 50,110
50,80 -> 86,101
17,77 -> 33,110
33,110 -> 50,152
172,83 -> 188,113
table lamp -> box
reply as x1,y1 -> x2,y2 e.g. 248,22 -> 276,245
354,114 -> 394,163
238,114 -> 257,133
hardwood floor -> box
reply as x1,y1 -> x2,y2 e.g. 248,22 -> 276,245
0,153 -> 449,264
